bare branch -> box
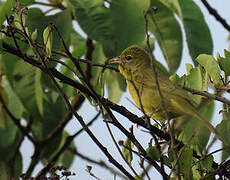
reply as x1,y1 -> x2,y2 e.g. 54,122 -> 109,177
181,85 -> 230,106
35,112 -> 100,178
201,0 -> 230,32
68,148 -> 128,180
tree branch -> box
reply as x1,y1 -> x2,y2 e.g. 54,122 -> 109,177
201,0 -> 230,32
68,147 -> 128,180
35,112 -> 100,178
3,36 -> 230,178
181,85 -> 230,106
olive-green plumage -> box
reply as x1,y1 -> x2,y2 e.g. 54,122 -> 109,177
111,45 -> 196,121
110,45 -> 226,144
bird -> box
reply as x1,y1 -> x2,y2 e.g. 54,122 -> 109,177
109,45 -> 227,145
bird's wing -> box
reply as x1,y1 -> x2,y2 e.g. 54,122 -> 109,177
133,67 -> 197,106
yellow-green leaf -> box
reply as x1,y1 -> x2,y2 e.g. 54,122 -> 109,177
149,0 -> 182,73
43,25 -> 53,58
186,66 -> 203,104
196,54 -> 220,85
122,138 -> 133,166
146,146 -> 160,160
35,68 -> 43,115
178,146 -> 193,175
217,50 -> 230,76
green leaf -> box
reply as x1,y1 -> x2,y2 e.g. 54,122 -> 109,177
122,138 -> 133,166
0,0 -> 15,27
27,8 -> 72,51
186,63 -> 193,74
157,0 -> 178,13
35,68 -> 44,115
70,0 -> 150,56
12,60 -> 39,117
2,36 -> 28,85
109,0 -> 150,55
160,0 -> 213,61
154,60 -> 171,77
0,117 -> 18,159
0,151 -> 22,179
224,48 -> 230,58
37,96 -> 67,158
40,96 -> 67,139
3,80 -> 24,119
148,0 -> 182,73
106,70 -> 126,103
140,36 -> 155,52
196,54 -> 220,85
60,58 -> 77,98
192,163 -> 202,180
169,73 -> 186,85
176,0 -> 213,61
2,8 -> 72,118
217,50 -> 230,76
0,0 -> 35,27
178,101 -> 214,155
58,131 -> 76,168
14,13 -> 26,31
70,28 -> 86,49
69,0 -> 113,53
31,29 -> 38,42
146,146 -> 160,160
91,43 -> 107,95
216,119 -> 230,160
13,152 -> 23,179
186,66 -> 203,104
200,155 -> 214,171
178,146 -> 193,176
43,25 -> 53,58
41,131 -> 75,168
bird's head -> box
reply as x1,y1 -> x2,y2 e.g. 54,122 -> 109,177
109,45 -> 151,73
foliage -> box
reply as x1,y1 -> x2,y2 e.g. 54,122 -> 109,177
0,0 -> 230,179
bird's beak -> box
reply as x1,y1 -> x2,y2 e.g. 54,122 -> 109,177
109,57 -> 123,64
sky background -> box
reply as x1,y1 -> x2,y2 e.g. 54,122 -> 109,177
20,1 -> 230,179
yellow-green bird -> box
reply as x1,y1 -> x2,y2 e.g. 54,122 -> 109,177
110,45 -> 226,144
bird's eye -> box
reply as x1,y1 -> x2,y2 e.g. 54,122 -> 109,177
125,55 -> 132,61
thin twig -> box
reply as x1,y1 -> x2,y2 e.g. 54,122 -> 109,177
35,1 -> 66,10
13,11 -> 134,179
205,136 -> 217,154
201,0 -> 230,32
52,24 -> 167,178
9,134 -> 24,176
68,148 -> 128,180
5,39 -> 230,177
0,29 -> 118,72
41,25 -> 135,179
168,145 -> 185,177
104,113 -> 140,178
152,135 -> 165,176
144,8 -> 169,179
140,164 -> 152,178
181,86 -> 230,106
5,19 -> 230,177
139,160 -> 151,180
35,112 -> 101,178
